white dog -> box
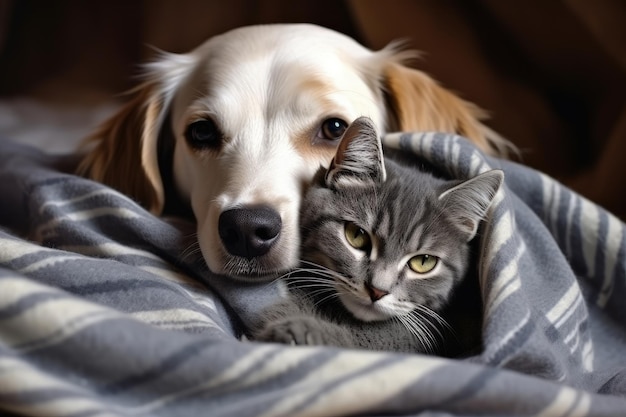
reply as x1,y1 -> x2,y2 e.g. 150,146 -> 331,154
78,24 -> 506,280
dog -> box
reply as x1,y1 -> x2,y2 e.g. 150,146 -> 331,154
77,23 -> 507,280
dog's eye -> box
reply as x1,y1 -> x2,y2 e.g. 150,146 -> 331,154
320,118 -> 348,141
185,119 -> 221,149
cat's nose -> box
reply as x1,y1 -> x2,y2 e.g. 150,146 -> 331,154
366,283 -> 389,302
218,205 -> 282,259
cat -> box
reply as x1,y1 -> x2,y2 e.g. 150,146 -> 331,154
252,117 -> 503,355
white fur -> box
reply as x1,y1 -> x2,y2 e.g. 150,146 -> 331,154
165,24 -> 389,277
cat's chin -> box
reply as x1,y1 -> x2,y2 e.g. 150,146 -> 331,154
339,293 -> 395,322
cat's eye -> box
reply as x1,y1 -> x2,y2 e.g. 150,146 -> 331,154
344,222 -> 371,251
408,254 -> 438,274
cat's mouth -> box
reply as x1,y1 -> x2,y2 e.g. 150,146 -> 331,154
339,292 -> 395,322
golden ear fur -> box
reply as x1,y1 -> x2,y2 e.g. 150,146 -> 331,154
379,49 -> 511,156
76,83 -> 165,213
76,50 -> 195,214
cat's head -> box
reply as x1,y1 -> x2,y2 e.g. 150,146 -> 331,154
300,117 -> 503,322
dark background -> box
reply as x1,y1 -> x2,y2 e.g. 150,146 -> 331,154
1,0 -> 625,219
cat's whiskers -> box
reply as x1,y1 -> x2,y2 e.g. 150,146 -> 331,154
409,315 -> 441,352
299,261 -> 344,279
300,259 -> 328,269
311,291 -> 342,309
291,251 -> 455,355
411,304 -> 455,337
384,299 -> 444,353
298,270 -> 337,281
399,304 -> 459,353
404,312 -> 443,353
281,267 -> 345,308
248,270 -> 298,294
285,273 -> 335,287
290,282 -> 335,291
266,264 -> 336,288
394,314 -> 436,353
296,261 -> 360,291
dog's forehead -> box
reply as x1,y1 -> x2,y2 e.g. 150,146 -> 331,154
191,27 -> 374,87
197,24 -> 372,61
171,24 -> 384,131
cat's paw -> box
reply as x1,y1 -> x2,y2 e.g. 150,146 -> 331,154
256,317 -> 332,346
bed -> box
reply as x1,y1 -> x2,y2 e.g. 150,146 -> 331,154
0,122 -> 625,416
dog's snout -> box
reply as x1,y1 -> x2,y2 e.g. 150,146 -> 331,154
218,206 -> 282,259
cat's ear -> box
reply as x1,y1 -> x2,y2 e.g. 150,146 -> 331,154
438,169 -> 504,241
325,117 -> 386,189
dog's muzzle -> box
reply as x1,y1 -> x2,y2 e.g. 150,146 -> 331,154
218,205 -> 282,259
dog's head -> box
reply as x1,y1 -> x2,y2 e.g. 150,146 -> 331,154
78,24 -> 506,280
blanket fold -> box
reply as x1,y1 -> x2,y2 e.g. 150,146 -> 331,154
0,134 -> 625,417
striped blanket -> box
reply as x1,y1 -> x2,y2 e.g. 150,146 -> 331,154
0,133 -> 625,417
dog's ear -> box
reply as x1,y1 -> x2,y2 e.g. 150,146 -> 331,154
77,83 -> 165,213
77,52 -> 195,214
382,62 -> 508,156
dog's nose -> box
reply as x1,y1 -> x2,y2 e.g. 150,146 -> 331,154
218,206 -> 282,259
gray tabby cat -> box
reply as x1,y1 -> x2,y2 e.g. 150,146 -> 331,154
253,117 -> 503,355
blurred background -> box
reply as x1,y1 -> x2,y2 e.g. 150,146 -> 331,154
1,0 -> 625,219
